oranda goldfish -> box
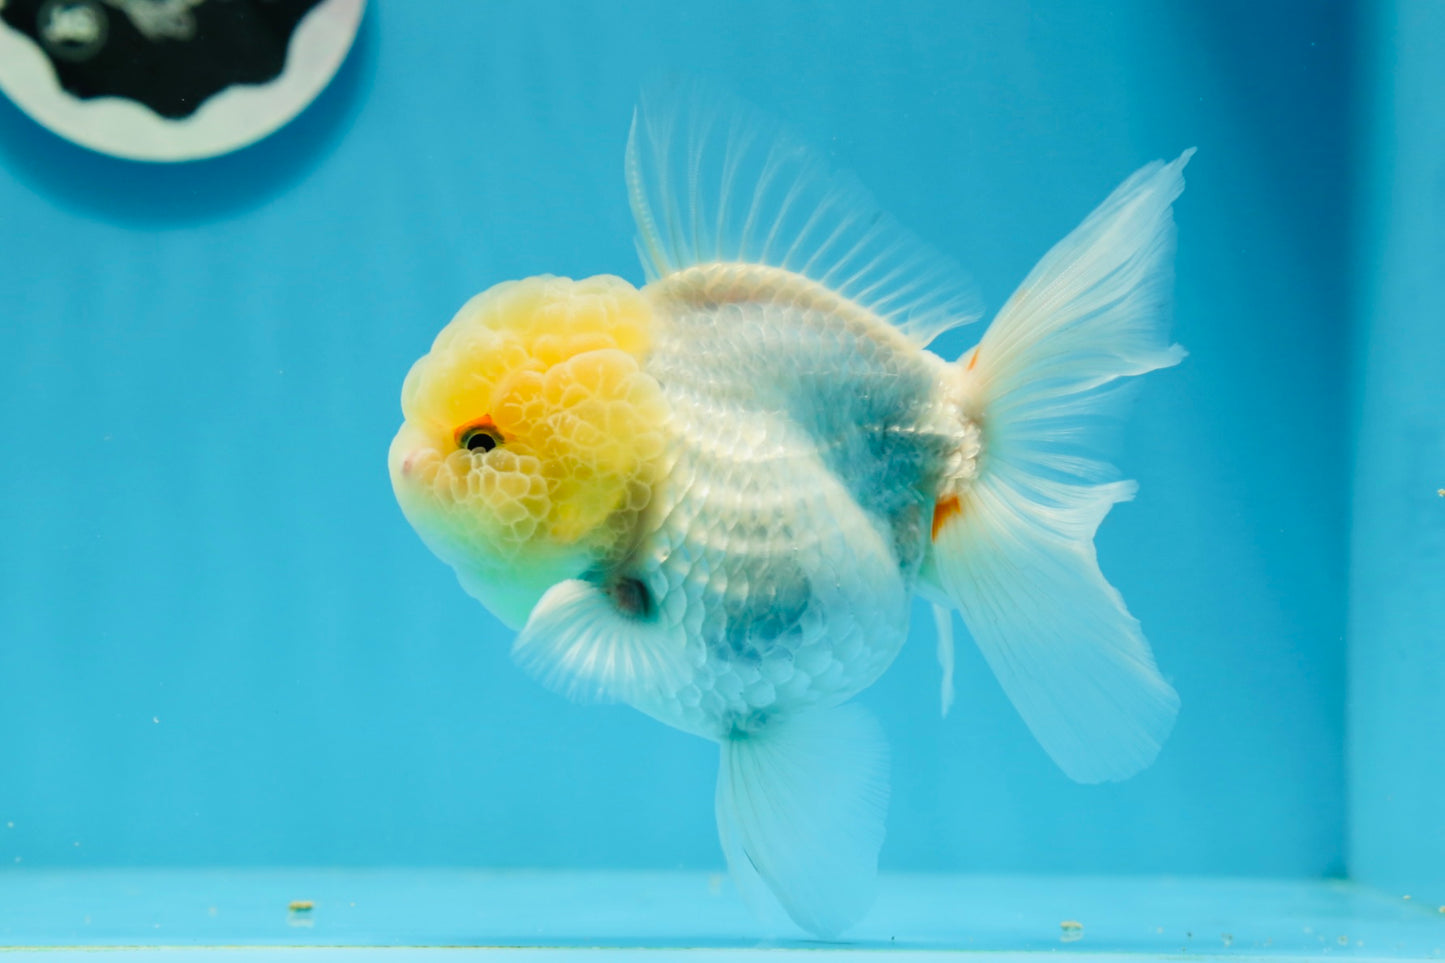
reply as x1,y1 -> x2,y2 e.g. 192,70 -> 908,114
389,83 -> 1189,938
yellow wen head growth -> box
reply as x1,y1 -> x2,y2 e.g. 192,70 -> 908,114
388,274 -> 666,627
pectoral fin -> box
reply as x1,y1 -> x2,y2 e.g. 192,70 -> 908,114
511,578 -> 692,705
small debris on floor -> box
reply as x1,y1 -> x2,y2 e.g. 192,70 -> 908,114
287,899 -> 315,929
1061,920 -> 1084,943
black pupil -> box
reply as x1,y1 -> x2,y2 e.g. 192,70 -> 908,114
465,430 -> 498,453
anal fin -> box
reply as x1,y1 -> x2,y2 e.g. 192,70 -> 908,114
932,603 -> 956,718
716,704 -> 890,938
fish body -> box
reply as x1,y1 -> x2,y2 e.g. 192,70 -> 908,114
601,263 -> 962,739
389,84 -> 1190,938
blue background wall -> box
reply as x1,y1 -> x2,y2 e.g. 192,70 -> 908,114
0,1 -> 1352,876
1349,0 -> 1445,906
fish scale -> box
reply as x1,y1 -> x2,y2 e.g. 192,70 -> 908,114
620,265 -> 955,739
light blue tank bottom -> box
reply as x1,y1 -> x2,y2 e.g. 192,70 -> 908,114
1,870 -> 1441,959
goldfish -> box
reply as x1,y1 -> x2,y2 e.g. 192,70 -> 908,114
389,83 -> 1189,938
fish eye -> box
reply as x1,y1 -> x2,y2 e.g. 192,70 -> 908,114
459,426 -> 503,453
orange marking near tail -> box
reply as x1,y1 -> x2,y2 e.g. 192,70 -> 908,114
932,494 -> 962,540
965,348 -> 980,371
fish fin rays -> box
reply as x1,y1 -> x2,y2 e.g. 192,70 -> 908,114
626,78 -> 982,345
511,579 -> 690,705
715,791 -> 795,937
928,151 -> 1190,783
716,704 -> 890,938
933,477 -> 1179,782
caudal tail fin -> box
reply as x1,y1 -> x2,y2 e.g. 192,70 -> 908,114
715,704 -> 889,938
929,151 -> 1193,784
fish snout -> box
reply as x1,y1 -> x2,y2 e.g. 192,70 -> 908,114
388,423 -> 442,485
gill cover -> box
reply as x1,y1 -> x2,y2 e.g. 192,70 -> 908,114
389,274 -> 667,627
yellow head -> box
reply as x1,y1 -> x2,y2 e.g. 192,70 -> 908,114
388,275 -> 667,628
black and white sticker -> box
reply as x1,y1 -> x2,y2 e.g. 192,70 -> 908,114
0,0 -> 364,161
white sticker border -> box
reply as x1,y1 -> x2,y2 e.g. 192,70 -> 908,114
0,0 -> 365,163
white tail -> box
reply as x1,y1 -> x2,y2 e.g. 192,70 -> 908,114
929,151 -> 1192,783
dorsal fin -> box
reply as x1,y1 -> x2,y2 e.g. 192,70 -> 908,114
625,79 -> 983,346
